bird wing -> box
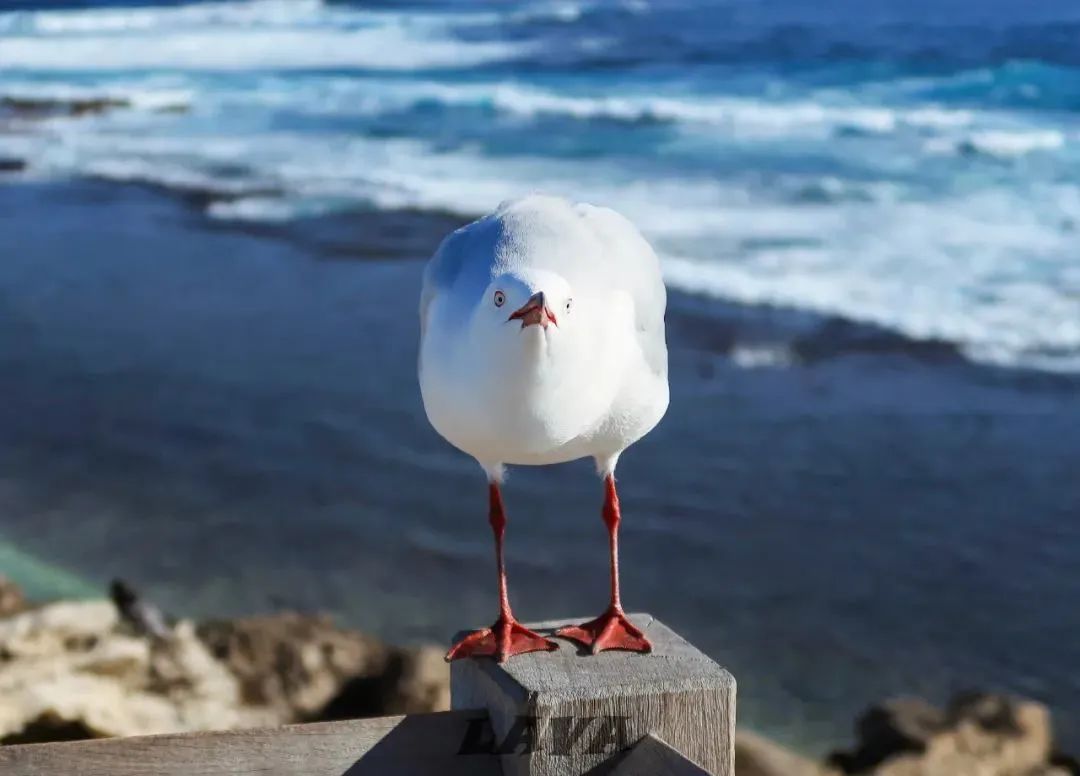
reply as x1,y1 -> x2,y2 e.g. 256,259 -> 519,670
419,213 -> 500,337
571,202 -> 668,379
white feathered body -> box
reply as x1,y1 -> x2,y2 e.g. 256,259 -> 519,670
418,195 -> 668,473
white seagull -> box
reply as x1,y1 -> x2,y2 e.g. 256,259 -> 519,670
419,194 -> 669,662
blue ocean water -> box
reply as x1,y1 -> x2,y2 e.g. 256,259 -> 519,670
2,0 -> 1079,371
1,0 -> 1080,756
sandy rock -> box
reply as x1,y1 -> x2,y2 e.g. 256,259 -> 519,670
736,730 -> 821,776
827,692 -> 1059,776
389,645 -> 451,714
0,577 -> 25,618
195,612 -> 449,721
0,595 -> 450,746
0,600 -> 269,744
0,599 -> 118,659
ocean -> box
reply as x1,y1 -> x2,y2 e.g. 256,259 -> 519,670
1,0 -> 1079,755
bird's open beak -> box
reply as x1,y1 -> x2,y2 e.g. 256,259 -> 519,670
508,291 -> 558,330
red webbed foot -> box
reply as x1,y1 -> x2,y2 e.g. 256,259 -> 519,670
445,616 -> 559,663
556,607 -> 651,655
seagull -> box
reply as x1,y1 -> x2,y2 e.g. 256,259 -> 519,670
418,195 -> 669,662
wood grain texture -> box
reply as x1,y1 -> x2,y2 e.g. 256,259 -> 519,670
0,711 -> 501,776
450,613 -> 736,776
611,734 -> 712,775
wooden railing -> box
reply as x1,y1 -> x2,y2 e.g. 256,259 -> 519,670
0,614 -> 735,776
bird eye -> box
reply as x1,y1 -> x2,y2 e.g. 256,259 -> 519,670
566,298 -> 573,312
494,290 -> 506,307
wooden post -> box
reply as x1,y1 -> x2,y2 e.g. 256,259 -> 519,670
450,614 -> 736,776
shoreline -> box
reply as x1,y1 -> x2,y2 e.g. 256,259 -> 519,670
1,577 -> 1076,776
6,168 -> 1080,386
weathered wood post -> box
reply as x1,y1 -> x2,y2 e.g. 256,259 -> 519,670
450,614 -> 736,776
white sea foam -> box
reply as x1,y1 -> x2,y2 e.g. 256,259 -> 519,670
26,0 -> 327,33
80,157 -> 269,197
223,77 -> 984,143
207,197 -> 303,222
0,29 -> 526,72
730,344 -> 796,369
511,2 -> 585,23
365,81 -> 971,136
0,81 -> 194,112
0,1 -> 525,72
3,0 -> 1077,374
960,130 -> 1066,157
658,185 -> 1080,373
34,118 -> 1076,372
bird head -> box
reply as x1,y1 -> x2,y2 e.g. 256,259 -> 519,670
483,270 -> 574,336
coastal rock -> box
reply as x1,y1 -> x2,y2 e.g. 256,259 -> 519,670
827,692 -> 1062,776
0,597 -> 447,746
195,612 -> 449,721
736,730 -> 822,776
0,600 -> 267,744
0,96 -> 129,118
0,576 -> 24,617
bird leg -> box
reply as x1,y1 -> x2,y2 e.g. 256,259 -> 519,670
445,482 -> 559,663
556,475 -> 652,654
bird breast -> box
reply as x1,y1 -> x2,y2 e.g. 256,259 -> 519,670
419,315 -> 629,466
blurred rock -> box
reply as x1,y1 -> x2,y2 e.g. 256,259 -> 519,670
0,595 -> 447,746
0,96 -> 129,118
0,600 -> 267,744
737,730 -> 822,776
195,611 -> 448,721
826,692 -> 1066,776
110,579 -> 171,641
1,588 -> 1073,776
0,576 -> 25,617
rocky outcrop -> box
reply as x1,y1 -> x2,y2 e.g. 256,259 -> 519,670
0,96 -> 130,118
0,599 -> 273,744
196,612 -> 448,721
0,576 -> 25,617
825,693 -> 1075,776
0,95 -> 187,123
736,730 -> 822,776
734,693 -> 1077,776
0,578 -> 1074,776
0,580 -> 447,745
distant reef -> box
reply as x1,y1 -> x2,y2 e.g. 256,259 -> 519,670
0,95 -> 187,119
0,576 -> 1075,775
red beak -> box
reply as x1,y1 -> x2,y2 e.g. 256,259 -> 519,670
508,292 -> 558,330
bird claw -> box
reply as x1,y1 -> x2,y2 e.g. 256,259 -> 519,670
445,616 -> 559,663
556,608 -> 651,655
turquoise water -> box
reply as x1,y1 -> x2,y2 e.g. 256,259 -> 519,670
0,539 -> 97,600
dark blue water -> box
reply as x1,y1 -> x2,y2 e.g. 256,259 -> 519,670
1,0 -> 1079,755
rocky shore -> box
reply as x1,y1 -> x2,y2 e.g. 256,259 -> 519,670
739,697 -> 1079,776
0,576 -> 1075,776
0,576 -> 447,744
